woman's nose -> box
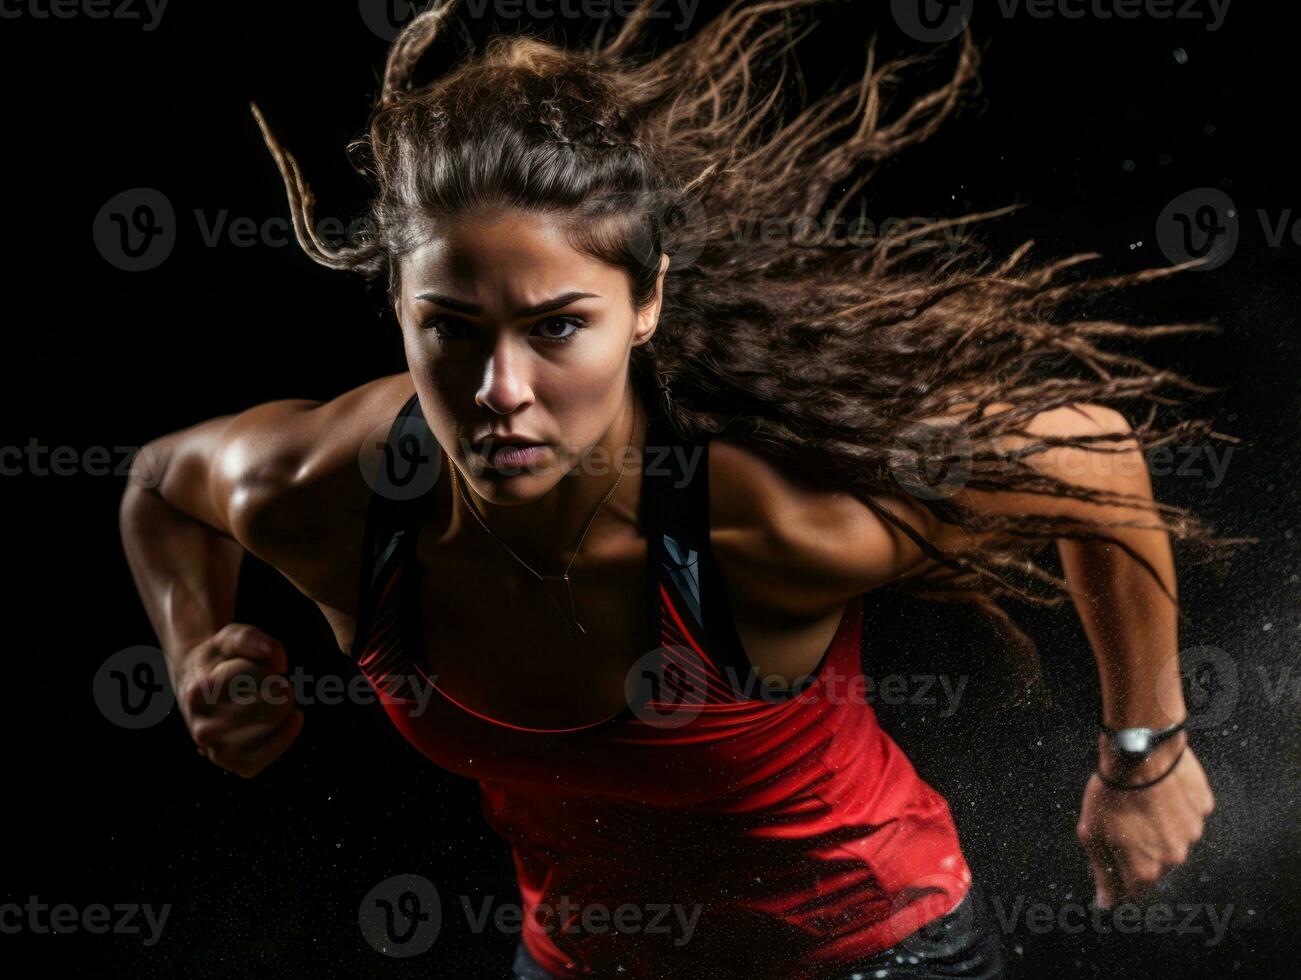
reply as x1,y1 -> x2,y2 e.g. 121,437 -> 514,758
474,337 -> 534,414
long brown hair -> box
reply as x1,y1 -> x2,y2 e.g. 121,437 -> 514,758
252,0 -> 1250,700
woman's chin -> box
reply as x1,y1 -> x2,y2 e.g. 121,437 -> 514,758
462,459 -> 557,500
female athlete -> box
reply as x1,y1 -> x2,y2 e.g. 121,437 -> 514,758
119,2 -> 1228,977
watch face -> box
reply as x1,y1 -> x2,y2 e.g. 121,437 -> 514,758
1114,728 -> 1154,754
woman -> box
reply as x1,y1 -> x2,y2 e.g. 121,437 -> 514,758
119,2 -> 1227,977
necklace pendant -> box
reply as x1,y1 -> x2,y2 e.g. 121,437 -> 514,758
540,573 -> 584,637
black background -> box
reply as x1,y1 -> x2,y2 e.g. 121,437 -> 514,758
3,0 -> 1298,977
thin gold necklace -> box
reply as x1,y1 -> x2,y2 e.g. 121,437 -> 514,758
448,399 -> 640,637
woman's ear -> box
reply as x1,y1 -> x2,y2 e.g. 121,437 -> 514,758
633,254 -> 671,347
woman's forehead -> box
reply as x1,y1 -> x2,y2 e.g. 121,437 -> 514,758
399,214 -> 622,295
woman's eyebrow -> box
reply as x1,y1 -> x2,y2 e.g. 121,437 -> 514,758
414,291 -> 599,317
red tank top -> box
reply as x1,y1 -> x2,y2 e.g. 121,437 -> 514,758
352,394 -> 972,978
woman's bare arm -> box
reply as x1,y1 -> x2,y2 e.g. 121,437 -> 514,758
117,373 -> 411,775
117,398 -> 330,776
711,401 -> 1214,908
119,400 -> 317,672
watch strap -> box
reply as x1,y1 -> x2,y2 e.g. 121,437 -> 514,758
1096,745 -> 1187,791
1098,717 -> 1187,744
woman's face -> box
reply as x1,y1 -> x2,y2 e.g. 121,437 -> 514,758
394,209 -> 666,504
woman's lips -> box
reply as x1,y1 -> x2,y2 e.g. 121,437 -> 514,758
474,443 -> 548,471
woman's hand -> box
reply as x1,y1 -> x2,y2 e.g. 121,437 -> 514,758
175,622 -> 305,779
1076,731 -> 1215,908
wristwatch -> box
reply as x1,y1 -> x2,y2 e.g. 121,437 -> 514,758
1099,718 -> 1187,765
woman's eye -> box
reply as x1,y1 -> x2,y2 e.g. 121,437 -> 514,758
425,316 -> 471,340
532,316 -> 586,344
423,315 -> 586,344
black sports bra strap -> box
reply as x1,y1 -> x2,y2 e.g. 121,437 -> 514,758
350,392 -> 438,659
647,416 -> 759,698
639,401 -> 669,658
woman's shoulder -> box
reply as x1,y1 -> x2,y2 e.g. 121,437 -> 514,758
705,437 -> 932,620
702,401 -> 1137,607
221,372 -> 417,615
